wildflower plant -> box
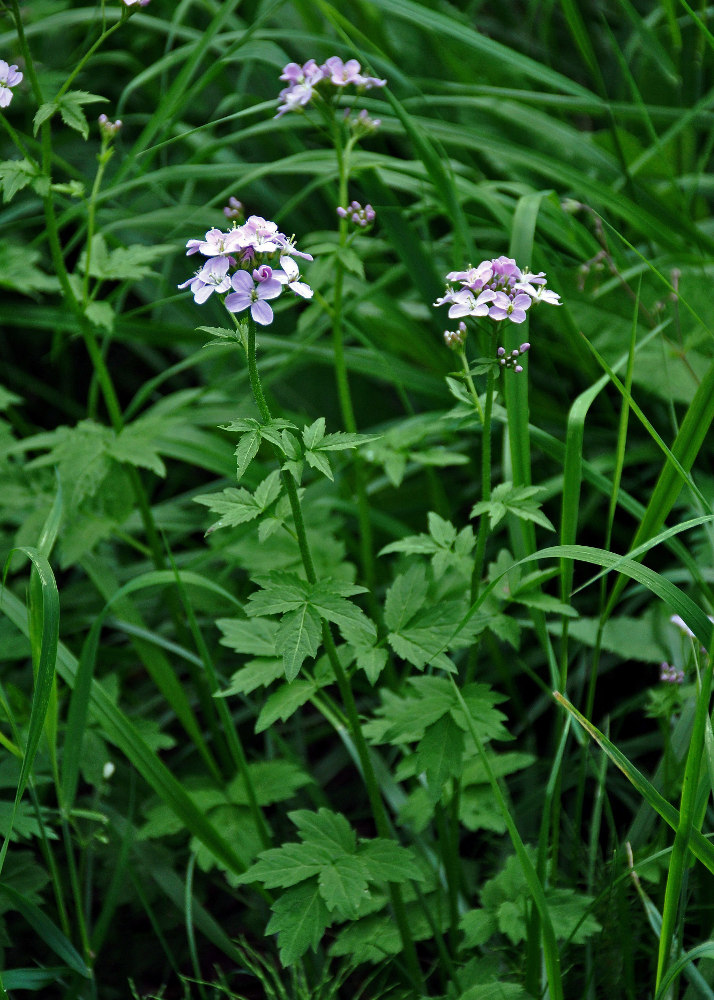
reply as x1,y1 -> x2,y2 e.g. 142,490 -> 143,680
2,5 -> 714,1000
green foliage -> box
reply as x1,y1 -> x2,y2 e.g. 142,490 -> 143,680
244,572 -> 374,680
471,482 -> 555,532
2,0 -> 714,996
238,808 -> 422,964
460,850 -> 601,947
33,91 -> 106,140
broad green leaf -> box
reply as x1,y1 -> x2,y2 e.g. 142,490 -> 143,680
302,417 -> 326,449
357,840 -> 424,882
319,857 -> 371,919
290,808 -> 357,856
0,159 -> 49,203
235,428 -> 261,480
246,573 -> 309,616
238,842 -> 334,888
217,618 -> 278,657
384,564 -> 428,633
219,658 -> 284,697
471,482 -> 554,532
275,604 -> 322,680
255,678 -> 317,732
266,879 -> 332,966
416,712 -> 465,799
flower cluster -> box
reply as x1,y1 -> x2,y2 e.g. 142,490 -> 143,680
122,0 -> 151,6
276,57 -> 386,118
98,114 -> 122,138
443,322 -> 467,350
497,343 -> 530,373
0,60 -> 22,109
179,215 -> 313,326
434,256 -> 561,326
336,200 -> 376,228
223,196 -> 244,222
660,662 -> 685,685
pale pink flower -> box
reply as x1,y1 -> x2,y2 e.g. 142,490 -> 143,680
225,269 -> 282,325
0,60 -> 22,109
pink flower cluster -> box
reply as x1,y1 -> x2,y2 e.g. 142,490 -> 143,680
434,256 -> 561,325
179,215 -> 313,326
276,57 -> 386,118
336,200 -> 376,228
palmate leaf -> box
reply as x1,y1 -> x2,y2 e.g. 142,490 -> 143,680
388,600 -> 485,672
238,807 -> 423,964
78,235 -> 174,280
245,572 -> 309,616
222,418 -> 296,480
380,513 -> 475,578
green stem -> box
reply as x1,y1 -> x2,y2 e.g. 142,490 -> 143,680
451,678 -> 564,1000
470,363 -> 495,603
656,649 -> 714,992
330,130 -> 377,599
56,17 -> 127,99
245,319 -> 423,990
83,145 -> 112,305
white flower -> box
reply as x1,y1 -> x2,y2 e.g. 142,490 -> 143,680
0,60 -> 22,109
274,256 -> 313,299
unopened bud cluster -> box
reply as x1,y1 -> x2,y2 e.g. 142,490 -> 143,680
223,196 -> 244,222
337,200 -> 375,228
497,343 -> 530,373
443,322 -> 467,350
345,107 -> 382,135
98,114 -> 122,138
660,662 -> 685,684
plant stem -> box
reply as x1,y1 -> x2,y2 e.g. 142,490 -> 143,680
470,362 -> 495,603
245,318 -> 423,990
330,128 -> 377,599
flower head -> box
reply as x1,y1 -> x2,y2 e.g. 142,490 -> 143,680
434,256 -> 560,328
660,662 -> 685,684
179,215 -> 313,325
98,113 -> 122,138
0,60 -> 22,109
223,196 -> 244,222
275,56 -> 386,118
336,200 -> 376,228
